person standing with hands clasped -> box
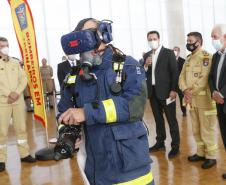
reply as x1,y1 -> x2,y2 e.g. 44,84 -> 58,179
179,32 -> 217,169
0,36 -> 36,172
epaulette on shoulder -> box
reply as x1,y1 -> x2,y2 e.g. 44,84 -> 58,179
187,54 -> 191,58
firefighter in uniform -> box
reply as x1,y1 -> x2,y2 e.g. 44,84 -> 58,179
40,58 -> 54,108
15,58 -> 34,112
179,32 -> 217,169
0,37 -> 36,172
58,18 -> 154,185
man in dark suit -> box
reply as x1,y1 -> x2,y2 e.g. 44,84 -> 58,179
57,55 -> 76,88
144,31 -> 180,158
209,24 -> 226,179
173,46 -> 186,117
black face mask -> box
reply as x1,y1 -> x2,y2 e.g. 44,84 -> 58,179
186,41 -> 199,52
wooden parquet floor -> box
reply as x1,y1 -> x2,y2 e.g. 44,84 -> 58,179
0,100 -> 226,185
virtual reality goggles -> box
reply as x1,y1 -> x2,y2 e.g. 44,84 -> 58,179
61,20 -> 113,55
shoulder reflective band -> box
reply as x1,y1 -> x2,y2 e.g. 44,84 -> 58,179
102,99 -> 117,123
198,91 -> 206,96
113,172 -> 154,185
67,75 -> 76,84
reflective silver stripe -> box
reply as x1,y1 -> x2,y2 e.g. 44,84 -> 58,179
0,144 -> 7,149
17,139 -> 27,144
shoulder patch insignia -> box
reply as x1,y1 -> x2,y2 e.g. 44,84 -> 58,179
136,66 -> 141,74
203,60 -> 209,66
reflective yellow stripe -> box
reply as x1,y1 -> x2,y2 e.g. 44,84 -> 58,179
58,124 -> 64,130
212,101 -> 216,107
207,144 -> 218,151
197,142 -> 204,146
204,109 -> 217,116
102,99 -> 117,123
114,172 -> 153,185
198,91 -> 206,96
113,63 -> 124,71
67,75 -> 76,84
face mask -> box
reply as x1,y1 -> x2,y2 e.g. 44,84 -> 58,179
212,39 -> 223,51
186,41 -> 198,52
0,47 -> 9,56
68,54 -> 76,61
80,50 -> 102,67
148,41 -> 159,50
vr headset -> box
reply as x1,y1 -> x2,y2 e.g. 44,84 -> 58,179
61,20 -> 113,55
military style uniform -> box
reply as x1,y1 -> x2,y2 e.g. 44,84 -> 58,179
0,57 -> 30,162
40,65 -> 54,107
179,48 -> 217,159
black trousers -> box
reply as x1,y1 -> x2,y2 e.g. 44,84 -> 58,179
178,89 -> 186,114
216,103 -> 226,150
149,87 -> 180,149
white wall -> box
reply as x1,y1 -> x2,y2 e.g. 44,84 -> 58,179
183,0 -> 226,55
0,0 -> 226,90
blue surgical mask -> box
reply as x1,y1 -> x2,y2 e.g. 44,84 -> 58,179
212,39 -> 223,51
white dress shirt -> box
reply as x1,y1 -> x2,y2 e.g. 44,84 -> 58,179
152,45 -> 162,85
216,50 -> 226,98
68,59 -> 76,67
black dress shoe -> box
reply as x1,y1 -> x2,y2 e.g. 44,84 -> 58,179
21,155 -> 36,163
222,173 -> 226,179
188,154 -> 205,162
201,159 -> 216,169
149,143 -> 165,153
50,105 -> 54,109
168,148 -> 180,158
0,162 -> 5,172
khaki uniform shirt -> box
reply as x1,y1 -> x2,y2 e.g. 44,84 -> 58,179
179,48 -> 213,109
40,65 -> 53,80
0,57 -> 27,106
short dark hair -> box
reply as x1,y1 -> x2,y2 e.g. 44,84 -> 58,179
187,32 -> 203,45
0,37 -> 8,42
74,18 -> 99,31
147,31 -> 160,39
173,46 -> 180,51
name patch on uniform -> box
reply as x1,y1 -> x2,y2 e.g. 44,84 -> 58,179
203,60 -> 209,66
136,66 -> 141,74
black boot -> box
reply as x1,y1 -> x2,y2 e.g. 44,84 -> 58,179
168,148 -> 180,158
222,173 -> 226,179
201,159 -> 216,169
149,143 -> 165,153
188,154 -> 205,162
0,162 -> 5,172
21,155 -> 36,163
